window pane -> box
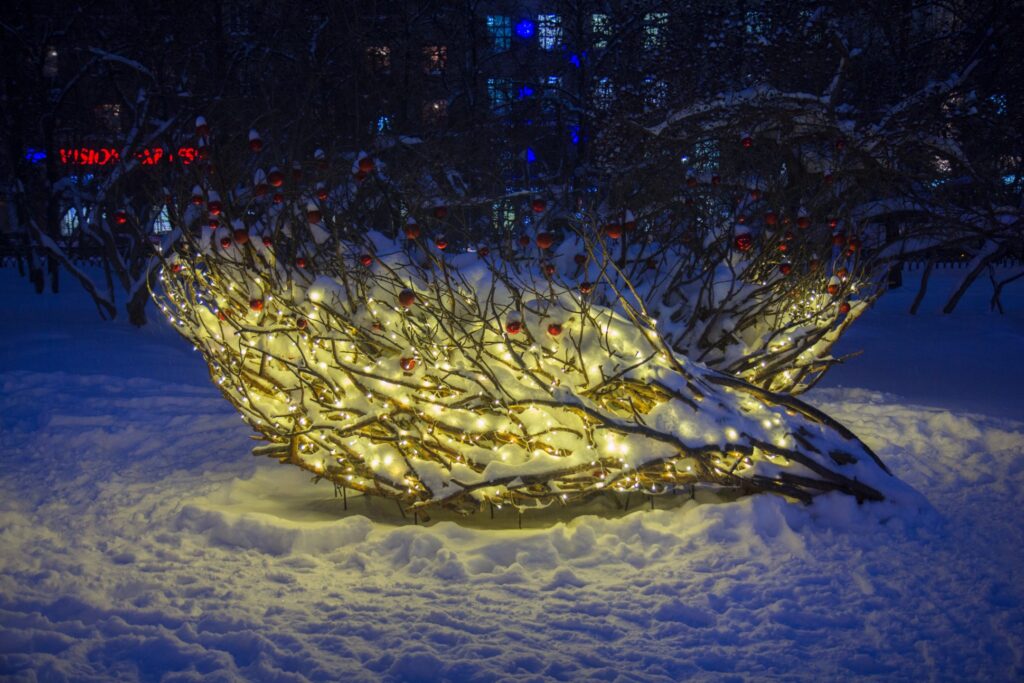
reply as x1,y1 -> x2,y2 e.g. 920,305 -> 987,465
366,46 -> 390,70
594,78 -> 614,111
537,14 -> 562,50
423,45 -> 447,74
644,12 -> 668,50
487,15 -> 511,51
487,78 -> 513,112
591,14 -> 610,49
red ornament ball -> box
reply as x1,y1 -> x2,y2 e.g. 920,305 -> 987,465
220,237 -> 232,248
208,201 -> 222,216
531,198 -> 546,213
580,282 -> 593,294
250,298 -> 264,312
734,234 -> 753,252
297,318 -> 308,330
316,188 -> 329,201
764,212 -> 777,226
435,238 -> 448,250
272,193 -> 284,204
839,302 -> 851,315
797,216 -> 811,229
233,228 -> 250,244
400,357 -> 417,372
358,156 -> 375,173
113,210 -> 128,225
750,189 -> 761,201
478,246 -> 490,257
574,253 -> 587,265
832,234 -> 847,247
307,209 -> 322,224
741,136 -> 753,149
506,320 -> 523,335
295,257 -> 307,269
536,232 -> 554,250
433,206 -> 448,219
605,224 -> 622,239
209,219 -> 220,229
779,263 -> 792,276
398,289 -> 416,308
777,243 -> 789,253
543,263 -> 556,277
268,169 -> 285,187
547,323 -> 562,336
404,224 -> 421,240
518,235 -> 531,248
360,254 -> 373,267
262,236 -> 273,247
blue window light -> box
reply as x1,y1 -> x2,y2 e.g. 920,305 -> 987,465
515,19 -> 535,39
525,147 -> 537,163
487,15 -> 511,51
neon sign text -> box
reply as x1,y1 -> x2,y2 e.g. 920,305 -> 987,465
56,147 -> 198,166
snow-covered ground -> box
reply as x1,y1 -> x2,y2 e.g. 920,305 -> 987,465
1,266 -> 1022,682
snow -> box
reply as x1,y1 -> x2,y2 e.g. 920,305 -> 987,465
1,267 -> 1023,681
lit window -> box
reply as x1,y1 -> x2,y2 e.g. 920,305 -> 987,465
644,13 -> 668,50
488,78 -> 513,113
694,139 -> 720,172
591,14 -> 611,49
594,78 -> 614,111
422,99 -> 448,125
366,46 -> 390,71
60,207 -> 82,237
376,115 -> 391,133
990,93 -> 1007,115
488,15 -> 511,51
423,45 -> 447,74
537,14 -> 562,50
153,205 -> 172,234
492,201 -> 516,232
746,11 -> 768,36
644,77 -> 668,110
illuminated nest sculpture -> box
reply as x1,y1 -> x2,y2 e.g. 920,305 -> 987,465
158,206 -> 895,515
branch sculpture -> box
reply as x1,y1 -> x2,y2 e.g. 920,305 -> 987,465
154,149 -> 898,514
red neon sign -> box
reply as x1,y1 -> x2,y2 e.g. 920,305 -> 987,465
58,147 -> 198,166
